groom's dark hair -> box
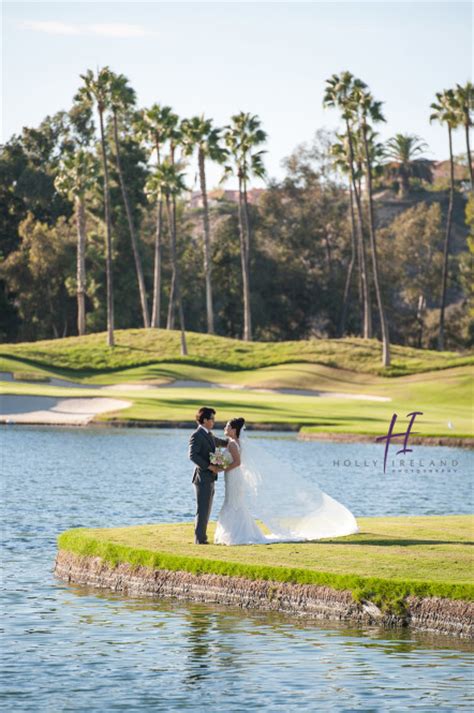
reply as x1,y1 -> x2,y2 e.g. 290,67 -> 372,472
196,407 -> 216,424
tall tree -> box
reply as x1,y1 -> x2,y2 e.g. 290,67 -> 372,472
223,112 -> 267,341
430,88 -> 461,350
454,82 -> 473,190
384,134 -> 432,197
109,71 -> 150,328
354,83 -> 391,366
136,104 -> 176,328
55,149 -> 97,335
75,67 -> 115,346
1,214 -> 76,340
181,115 -> 228,334
146,159 -> 188,355
330,135 -> 358,335
151,110 -> 182,331
323,72 -> 372,339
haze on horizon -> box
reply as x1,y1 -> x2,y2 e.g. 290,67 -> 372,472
2,1 -> 472,189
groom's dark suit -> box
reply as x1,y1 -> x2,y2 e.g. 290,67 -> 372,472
189,426 -> 228,544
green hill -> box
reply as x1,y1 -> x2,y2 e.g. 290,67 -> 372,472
0,331 -> 472,437
0,329 -> 472,379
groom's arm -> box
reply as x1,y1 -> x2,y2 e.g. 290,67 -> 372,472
213,435 -> 229,448
189,431 -> 209,471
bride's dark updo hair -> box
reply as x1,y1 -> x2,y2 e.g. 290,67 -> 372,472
229,417 -> 245,437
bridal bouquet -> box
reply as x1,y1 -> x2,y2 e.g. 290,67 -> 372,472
210,448 -> 232,469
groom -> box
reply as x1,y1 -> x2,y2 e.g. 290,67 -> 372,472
188,407 -> 228,544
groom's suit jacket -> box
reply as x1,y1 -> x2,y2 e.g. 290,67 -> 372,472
189,427 -> 228,484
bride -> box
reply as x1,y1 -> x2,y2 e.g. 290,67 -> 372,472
214,417 -> 359,546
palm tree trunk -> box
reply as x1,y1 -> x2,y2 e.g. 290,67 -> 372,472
438,126 -> 455,351
167,143 -> 177,331
151,196 -> 163,328
464,120 -> 473,190
166,196 -> 178,330
166,194 -> 187,355
345,119 -> 372,338
416,294 -> 426,348
324,229 -> 333,277
76,195 -> 87,336
339,182 -> 357,336
98,107 -> 114,347
198,148 -> 215,334
362,127 -> 390,367
167,272 -> 176,330
238,176 -> 252,341
112,112 -> 150,328
151,142 -> 163,329
399,168 -> 410,199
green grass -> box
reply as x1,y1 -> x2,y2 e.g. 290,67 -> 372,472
1,329 -> 472,378
1,330 -> 472,437
58,515 -> 474,611
2,366 -> 472,437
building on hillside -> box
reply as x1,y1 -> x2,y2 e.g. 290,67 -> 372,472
429,159 -> 473,183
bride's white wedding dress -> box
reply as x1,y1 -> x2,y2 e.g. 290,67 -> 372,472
214,439 -> 267,545
214,434 -> 358,546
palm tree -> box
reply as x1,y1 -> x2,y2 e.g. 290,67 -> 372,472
330,136 -> 359,336
353,84 -> 391,366
384,133 -> 432,197
430,88 -> 461,350
223,112 -> 267,341
55,150 -> 97,336
159,112 -> 182,331
146,159 -> 188,355
75,67 -> 115,347
323,72 -> 372,339
136,104 -> 177,328
454,82 -> 473,190
181,115 -> 229,334
109,71 -> 150,328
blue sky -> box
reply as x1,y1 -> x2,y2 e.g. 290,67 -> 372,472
2,1 -> 472,189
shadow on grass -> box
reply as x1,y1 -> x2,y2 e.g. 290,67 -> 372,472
309,537 -> 474,547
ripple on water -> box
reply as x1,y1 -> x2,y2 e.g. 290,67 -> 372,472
1,427 -> 473,711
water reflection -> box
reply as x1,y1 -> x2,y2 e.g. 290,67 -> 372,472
2,427 -> 473,711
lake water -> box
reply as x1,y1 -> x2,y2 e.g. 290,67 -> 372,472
1,426 -> 473,711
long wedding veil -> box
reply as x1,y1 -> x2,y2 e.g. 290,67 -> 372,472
239,430 -> 359,540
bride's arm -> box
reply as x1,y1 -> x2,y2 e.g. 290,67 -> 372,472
224,441 -> 241,472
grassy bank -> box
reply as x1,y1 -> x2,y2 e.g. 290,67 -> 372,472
58,515 -> 474,610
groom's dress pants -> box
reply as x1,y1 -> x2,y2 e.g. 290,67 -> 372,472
194,475 -> 215,544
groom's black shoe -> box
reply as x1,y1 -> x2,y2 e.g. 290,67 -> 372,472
195,540 -> 209,545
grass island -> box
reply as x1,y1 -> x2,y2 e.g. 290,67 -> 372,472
55,514 -> 474,639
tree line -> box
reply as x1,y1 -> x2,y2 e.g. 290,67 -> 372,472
0,68 -> 472,364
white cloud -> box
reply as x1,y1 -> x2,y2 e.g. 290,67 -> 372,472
20,21 -> 157,38
22,21 -> 81,36
89,23 -> 156,38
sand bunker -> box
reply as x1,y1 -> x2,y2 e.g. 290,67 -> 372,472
0,395 -> 130,425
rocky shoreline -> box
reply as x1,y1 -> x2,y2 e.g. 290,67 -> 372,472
55,550 -> 474,639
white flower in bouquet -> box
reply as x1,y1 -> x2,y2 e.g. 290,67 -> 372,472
210,448 -> 232,469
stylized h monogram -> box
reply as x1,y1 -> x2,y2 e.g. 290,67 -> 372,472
376,411 -> 423,473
